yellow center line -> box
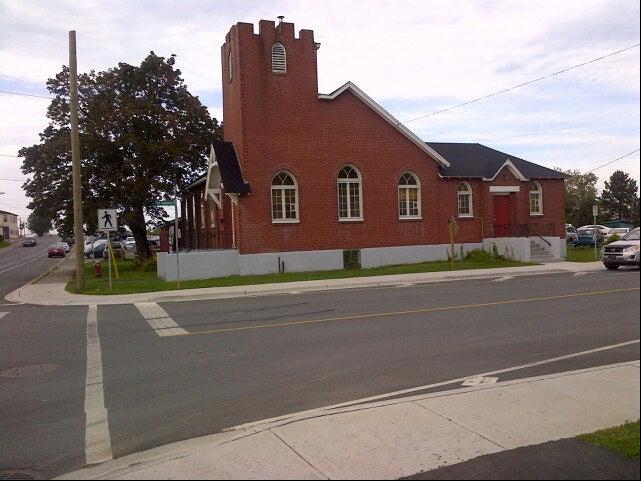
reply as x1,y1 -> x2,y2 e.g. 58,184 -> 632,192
181,287 -> 640,337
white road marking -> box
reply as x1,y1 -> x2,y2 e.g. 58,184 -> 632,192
493,276 -> 515,282
462,376 -> 498,387
0,252 -> 48,274
573,272 -> 589,277
226,338 -> 640,432
84,305 -> 113,465
0,312 -> 8,320
135,302 -> 189,337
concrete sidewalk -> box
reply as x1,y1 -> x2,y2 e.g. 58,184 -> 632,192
5,256 -> 606,306
58,361 -> 639,480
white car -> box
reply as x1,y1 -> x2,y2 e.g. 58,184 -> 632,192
84,238 -> 107,257
124,236 -> 136,249
579,224 -> 611,236
601,228 -> 640,270
55,241 -> 71,252
606,227 -> 631,240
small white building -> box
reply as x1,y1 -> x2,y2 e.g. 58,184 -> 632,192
1,210 -> 19,239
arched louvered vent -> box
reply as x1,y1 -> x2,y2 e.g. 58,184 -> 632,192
272,43 -> 287,74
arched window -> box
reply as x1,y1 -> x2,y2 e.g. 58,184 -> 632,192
530,181 -> 543,215
337,165 -> 362,220
398,172 -> 421,219
457,182 -> 473,217
272,43 -> 287,73
228,50 -> 233,81
271,172 -> 298,222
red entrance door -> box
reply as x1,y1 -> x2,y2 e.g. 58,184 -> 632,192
493,195 -> 512,237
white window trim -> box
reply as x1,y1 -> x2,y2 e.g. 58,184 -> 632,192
457,182 -> 474,218
398,172 -> 422,220
337,166 -> 363,222
271,172 -> 299,224
529,182 -> 544,216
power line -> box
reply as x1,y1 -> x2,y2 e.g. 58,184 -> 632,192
0,89 -> 55,100
401,43 -> 640,124
0,154 -> 21,158
587,148 -> 640,174
0,178 -> 27,182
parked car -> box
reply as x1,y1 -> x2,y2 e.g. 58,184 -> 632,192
84,239 -> 108,258
55,241 -> 71,252
124,236 -> 136,249
573,229 -> 603,247
86,242 -> 109,259
22,237 -> 37,247
565,225 -> 579,244
48,245 -> 66,258
601,228 -> 640,270
578,224 -> 611,236
606,227 -> 631,241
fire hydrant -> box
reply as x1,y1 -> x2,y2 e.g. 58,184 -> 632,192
94,260 -> 102,278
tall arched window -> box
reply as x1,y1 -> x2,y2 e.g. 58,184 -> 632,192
457,182 -> 473,217
398,172 -> 421,219
530,181 -> 543,215
272,43 -> 287,73
271,172 -> 299,222
338,165 -> 362,220
228,50 -> 233,81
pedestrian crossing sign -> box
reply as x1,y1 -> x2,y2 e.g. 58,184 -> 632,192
98,209 -> 117,231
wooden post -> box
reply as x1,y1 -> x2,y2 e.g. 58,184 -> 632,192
69,31 -> 85,290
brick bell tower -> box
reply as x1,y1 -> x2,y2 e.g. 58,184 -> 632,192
220,18 -> 319,178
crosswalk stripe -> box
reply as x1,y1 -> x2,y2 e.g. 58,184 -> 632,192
0,312 -> 8,320
134,302 -> 188,337
573,272 -> 589,277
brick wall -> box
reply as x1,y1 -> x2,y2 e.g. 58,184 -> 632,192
221,21 -> 566,255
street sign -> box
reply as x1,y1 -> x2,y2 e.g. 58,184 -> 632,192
97,209 -> 117,232
155,200 -> 174,207
593,205 -> 599,217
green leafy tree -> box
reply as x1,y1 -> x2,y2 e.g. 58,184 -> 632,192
27,211 -> 52,237
631,195 -> 640,226
600,170 -> 639,221
560,169 -> 599,227
20,52 -> 221,258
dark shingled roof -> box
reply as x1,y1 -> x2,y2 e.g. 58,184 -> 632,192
185,142 -> 250,195
213,142 -> 251,194
427,143 -> 568,180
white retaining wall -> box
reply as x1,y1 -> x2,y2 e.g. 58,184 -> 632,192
239,249 -> 344,276
483,237 -> 531,262
158,250 -> 240,282
360,243 -> 483,269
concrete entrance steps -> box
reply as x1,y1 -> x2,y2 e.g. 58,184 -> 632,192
530,239 -> 560,263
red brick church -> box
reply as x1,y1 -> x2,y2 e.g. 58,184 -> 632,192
158,19 -> 567,280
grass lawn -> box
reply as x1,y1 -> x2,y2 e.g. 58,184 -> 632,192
566,245 -> 601,262
67,256 -> 534,295
0,240 -> 10,249
578,421 -> 640,458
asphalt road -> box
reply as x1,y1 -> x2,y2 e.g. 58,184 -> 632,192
0,235 -> 61,298
0,267 -> 639,479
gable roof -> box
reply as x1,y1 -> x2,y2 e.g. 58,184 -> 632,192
427,143 -> 569,180
184,142 -> 251,195
319,82 -> 450,168
0,210 -> 18,217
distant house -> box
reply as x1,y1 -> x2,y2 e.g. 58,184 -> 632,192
1,210 -> 19,239
158,19 -> 569,281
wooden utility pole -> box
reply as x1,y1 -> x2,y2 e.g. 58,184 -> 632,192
69,31 -> 85,290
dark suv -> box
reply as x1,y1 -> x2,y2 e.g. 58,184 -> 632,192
22,237 -> 37,247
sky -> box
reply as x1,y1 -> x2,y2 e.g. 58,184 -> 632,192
0,0 -> 639,224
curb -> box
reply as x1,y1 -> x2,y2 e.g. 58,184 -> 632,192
4,263 -> 606,306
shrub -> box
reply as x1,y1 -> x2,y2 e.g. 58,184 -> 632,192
464,248 -> 506,262
604,234 -> 621,245
133,255 -> 157,272
343,249 -> 361,270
